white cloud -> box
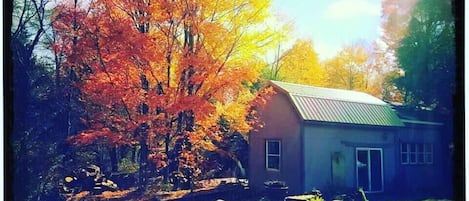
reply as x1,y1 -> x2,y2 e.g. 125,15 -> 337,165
324,0 -> 380,19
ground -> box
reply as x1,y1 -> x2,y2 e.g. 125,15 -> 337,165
62,178 -> 453,201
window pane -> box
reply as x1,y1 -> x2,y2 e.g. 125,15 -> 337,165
418,153 -> 425,164
267,156 -> 280,169
370,150 -> 383,191
410,152 -> 416,163
424,144 -> 433,153
425,153 -> 433,164
401,143 -> 408,152
417,144 -> 424,153
357,150 -> 369,190
267,141 -> 280,155
409,144 -> 416,152
401,153 -> 408,164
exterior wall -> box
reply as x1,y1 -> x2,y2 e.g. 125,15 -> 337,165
394,123 -> 448,196
249,91 -> 303,194
248,85 -> 447,197
302,123 -> 398,193
302,122 -> 445,197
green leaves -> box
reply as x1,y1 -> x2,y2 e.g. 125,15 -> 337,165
396,0 -> 455,110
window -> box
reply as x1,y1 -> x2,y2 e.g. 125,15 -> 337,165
400,143 -> 409,164
266,140 -> 281,171
400,143 -> 433,165
424,144 -> 433,164
356,148 -> 384,192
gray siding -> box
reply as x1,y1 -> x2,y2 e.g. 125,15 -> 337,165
302,123 -> 397,193
394,124 -> 448,195
301,122 -> 446,196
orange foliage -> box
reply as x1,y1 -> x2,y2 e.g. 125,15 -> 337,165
247,86 -> 276,131
53,0 -> 274,177
96,189 -> 134,199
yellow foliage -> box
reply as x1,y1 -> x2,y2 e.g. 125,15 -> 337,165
323,44 -> 374,93
55,0 -> 277,176
273,39 -> 326,87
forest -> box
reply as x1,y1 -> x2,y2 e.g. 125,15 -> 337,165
6,0 -> 458,200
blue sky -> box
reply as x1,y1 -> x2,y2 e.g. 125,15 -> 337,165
270,0 -> 382,60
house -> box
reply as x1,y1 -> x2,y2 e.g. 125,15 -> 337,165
249,81 -> 451,197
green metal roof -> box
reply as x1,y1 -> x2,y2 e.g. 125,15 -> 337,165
271,81 -> 404,127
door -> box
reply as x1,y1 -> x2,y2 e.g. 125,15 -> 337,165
356,148 -> 383,192
331,152 -> 346,187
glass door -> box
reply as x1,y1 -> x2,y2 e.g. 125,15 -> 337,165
356,148 -> 383,192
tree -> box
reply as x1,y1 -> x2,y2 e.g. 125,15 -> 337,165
52,0 -> 276,189
381,69 -> 404,102
10,0 -> 79,200
323,44 -> 377,95
11,0 -> 50,129
266,39 -> 326,86
395,0 -> 455,111
375,0 -> 418,102
380,0 -> 418,51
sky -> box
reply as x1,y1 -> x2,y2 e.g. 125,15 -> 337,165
270,0 -> 382,60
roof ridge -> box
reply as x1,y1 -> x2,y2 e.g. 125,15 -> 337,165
271,80 -> 336,90
290,93 -> 386,106
270,80 -> 385,105
271,80 -> 367,93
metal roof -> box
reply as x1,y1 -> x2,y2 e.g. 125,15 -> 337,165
271,81 -> 404,127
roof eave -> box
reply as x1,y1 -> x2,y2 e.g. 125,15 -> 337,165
302,119 -> 405,128
401,119 -> 444,126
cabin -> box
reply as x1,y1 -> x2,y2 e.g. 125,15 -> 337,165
248,81 -> 452,198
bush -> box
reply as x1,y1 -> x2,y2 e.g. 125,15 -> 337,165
264,180 -> 287,188
118,158 -> 139,174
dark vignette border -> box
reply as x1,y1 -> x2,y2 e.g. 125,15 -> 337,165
4,0 -> 14,200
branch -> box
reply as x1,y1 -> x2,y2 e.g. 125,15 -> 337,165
12,0 -> 30,39
26,0 -> 48,55
94,28 -> 133,121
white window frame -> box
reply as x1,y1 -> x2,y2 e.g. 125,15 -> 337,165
424,143 -> 433,164
400,143 -> 409,164
409,143 -> 417,164
266,140 -> 281,171
400,143 -> 433,165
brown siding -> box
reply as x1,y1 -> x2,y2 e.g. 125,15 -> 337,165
249,91 -> 303,194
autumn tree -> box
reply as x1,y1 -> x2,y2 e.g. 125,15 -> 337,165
380,0 -> 418,51
361,40 -> 404,101
372,0 -> 419,102
52,0 -> 276,189
323,44 -> 378,95
395,0 -> 455,111
266,39 -> 326,86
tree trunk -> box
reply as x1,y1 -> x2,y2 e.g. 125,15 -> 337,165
110,146 -> 119,172
164,133 -> 170,182
138,141 -> 149,190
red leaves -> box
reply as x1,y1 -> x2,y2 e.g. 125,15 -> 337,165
68,128 -> 134,146
250,86 -> 275,109
247,86 -> 276,130
148,152 -> 167,169
53,0 -> 271,178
